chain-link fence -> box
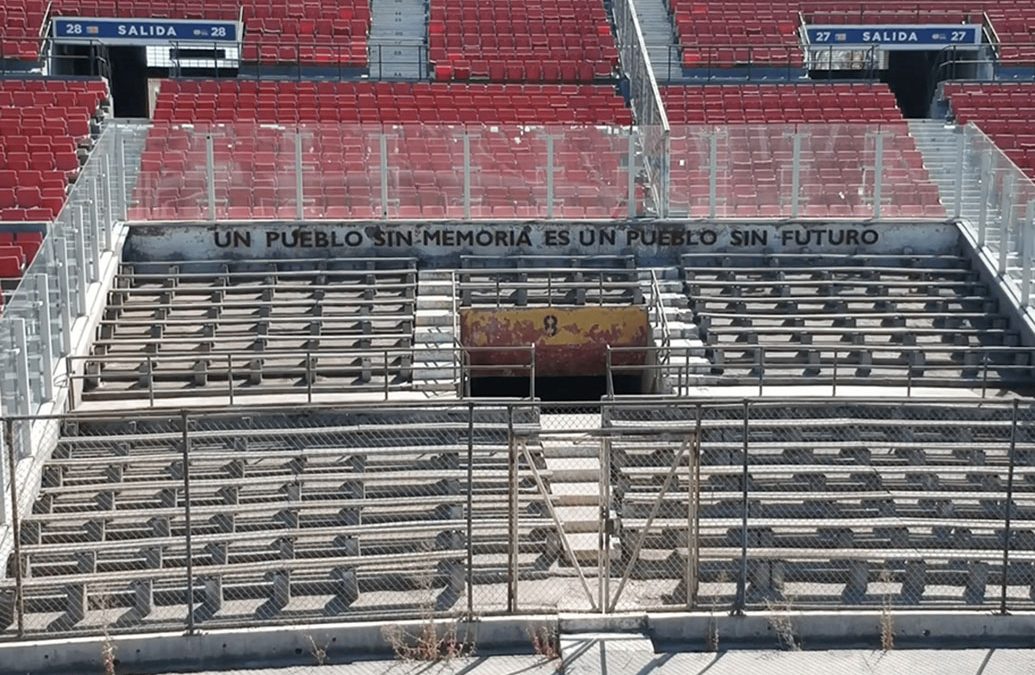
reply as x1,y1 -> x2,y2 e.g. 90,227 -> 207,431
1,397 -> 1034,640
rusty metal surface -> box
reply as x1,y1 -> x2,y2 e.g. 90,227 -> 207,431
461,306 -> 649,377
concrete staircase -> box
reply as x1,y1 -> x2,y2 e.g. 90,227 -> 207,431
411,270 -> 460,397
629,0 -> 680,82
910,120 -> 1020,280
539,414 -> 619,568
640,268 -> 710,394
368,0 -> 427,79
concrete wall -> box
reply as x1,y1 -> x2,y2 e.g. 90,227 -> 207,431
124,221 -> 960,265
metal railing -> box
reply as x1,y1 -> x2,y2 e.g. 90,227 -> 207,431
605,344 -> 1035,399
1,397 -> 1034,641
64,344 -> 539,409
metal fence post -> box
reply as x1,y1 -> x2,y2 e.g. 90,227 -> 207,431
57,252 -> 73,356
978,153 -> 993,249
93,176 -> 111,253
294,131 -> 305,222
181,410 -> 196,633
74,223 -> 87,316
205,134 -> 216,222
379,133 -> 389,220
546,134 -> 555,220
1022,201 -> 1035,307
708,133 -> 718,220
627,130 -> 637,220
463,133 -> 471,221
466,402 -> 475,619
117,129 -> 128,221
4,419 -> 25,637
791,133 -> 801,219
35,274 -> 54,403
12,319 -> 32,457
1000,399 -> 1019,615
872,132 -> 884,221
733,399 -> 749,615
954,125 -> 966,219
506,406 -> 518,612
82,205 -> 99,284
1000,176 -> 1014,275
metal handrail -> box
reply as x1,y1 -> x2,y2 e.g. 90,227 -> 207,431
606,344 -> 1035,398
66,344 -> 539,409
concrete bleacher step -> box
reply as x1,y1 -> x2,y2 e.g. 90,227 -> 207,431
560,633 -> 656,673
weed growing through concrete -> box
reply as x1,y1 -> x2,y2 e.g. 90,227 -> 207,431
306,634 -> 330,666
528,625 -> 560,661
98,592 -> 117,675
879,570 -> 895,651
764,599 -> 801,651
381,546 -> 474,661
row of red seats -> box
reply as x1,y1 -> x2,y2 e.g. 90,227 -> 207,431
153,80 -> 633,126
661,83 -> 904,124
134,80 -> 635,221
428,0 -> 617,82
663,82 -> 944,219
945,82 -> 1035,180
0,231 -> 43,279
0,79 -> 108,222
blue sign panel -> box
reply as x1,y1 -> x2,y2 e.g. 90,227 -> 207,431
806,24 -> 982,50
52,17 -> 241,45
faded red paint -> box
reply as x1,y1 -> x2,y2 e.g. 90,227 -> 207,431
460,306 -> 649,377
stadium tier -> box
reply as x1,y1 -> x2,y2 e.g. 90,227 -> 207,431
0,79 -> 109,223
134,80 -> 636,221
681,251 -> 1022,389
944,82 -> 1035,180
662,83 -> 944,218
673,1 -> 1035,67
427,0 -> 619,82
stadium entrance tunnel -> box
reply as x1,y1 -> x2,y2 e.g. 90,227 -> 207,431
458,305 -> 653,400
469,375 -> 645,400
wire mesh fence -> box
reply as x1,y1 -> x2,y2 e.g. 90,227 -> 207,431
2,397 -> 1035,640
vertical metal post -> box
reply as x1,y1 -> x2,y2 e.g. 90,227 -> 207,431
57,250 -> 73,355
35,275 -> 54,402
1023,201 -> 1035,307
954,126 -> 966,219
529,345 -> 536,400
506,407 -> 518,612
12,319 -> 32,458
82,205 -> 99,284
227,353 -> 235,406
733,399 -> 749,615
379,133 -> 389,220
205,134 -> 216,222
74,226 -> 88,316
5,420 -> 25,637
791,133 -> 801,220
93,176 -> 111,252
1000,176 -> 1014,275
306,351 -> 313,403
757,346 -> 764,397
463,133 -> 471,221
1000,399 -> 1019,615
102,154 -> 114,228
294,131 -> 304,222
466,402 -> 475,618
978,154 -> 993,248
872,132 -> 884,221
687,406 -> 702,609
181,411 -> 196,634
546,134 -> 555,220
627,130 -> 637,219
708,133 -> 718,220
88,178 -> 101,261
117,131 -> 128,221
